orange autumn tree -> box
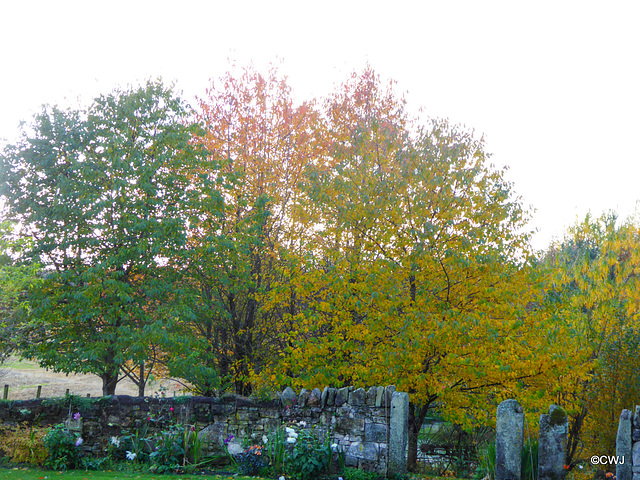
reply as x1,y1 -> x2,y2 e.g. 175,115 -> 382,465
169,65 -> 321,395
257,68 -> 573,470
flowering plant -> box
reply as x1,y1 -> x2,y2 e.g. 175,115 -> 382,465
236,444 -> 268,476
261,423 -> 335,479
42,423 -> 83,470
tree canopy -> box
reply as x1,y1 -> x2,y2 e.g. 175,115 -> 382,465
0,79 -> 210,395
2,64 -> 631,470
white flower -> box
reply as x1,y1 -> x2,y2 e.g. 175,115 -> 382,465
279,477 -> 285,480
285,427 -> 295,435
298,421 -> 307,427
75,437 -> 83,447
126,451 -> 137,461
286,436 -> 297,444
331,443 -> 339,452
262,435 -> 268,444
110,436 -> 120,447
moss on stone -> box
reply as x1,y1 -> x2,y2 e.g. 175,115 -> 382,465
549,405 -> 567,426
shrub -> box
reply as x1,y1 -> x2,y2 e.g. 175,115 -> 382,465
42,423 -> 83,470
342,466 -> 380,480
149,424 -> 184,473
0,424 -> 48,465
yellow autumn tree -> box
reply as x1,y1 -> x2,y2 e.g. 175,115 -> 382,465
541,213 -> 640,467
257,67 -> 574,470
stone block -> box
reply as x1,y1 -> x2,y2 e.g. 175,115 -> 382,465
335,387 -> 350,407
496,399 -> 524,480
366,387 -> 377,406
308,388 -> 322,407
326,387 -> 337,406
618,409 -> 633,480
347,441 -> 378,461
198,423 -> 227,455
211,403 -> 235,416
633,443 -> 640,468
375,386 -> 385,407
384,385 -> 396,408
335,415 -> 365,436
349,388 -> 366,406
281,387 -> 297,407
345,453 -> 359,467
538,405 -> 568,480
298,389 -> 309,407
365,421 -> 387,443
388,391 -> 408,474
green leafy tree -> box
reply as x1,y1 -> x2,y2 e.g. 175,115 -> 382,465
0,80 -> 209,395
0,221 -> 41,363
167,65 -> 319,395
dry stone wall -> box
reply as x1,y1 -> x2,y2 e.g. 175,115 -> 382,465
0,385 -> 407,474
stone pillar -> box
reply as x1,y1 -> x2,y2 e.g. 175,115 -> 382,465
388,391 -> 409,474
632,407 -> 640,480
618,409 -> 633,480
538,405 -> 568,480
496,399 -> 524,480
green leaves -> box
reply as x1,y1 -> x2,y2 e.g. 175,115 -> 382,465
0,80 -> 210,395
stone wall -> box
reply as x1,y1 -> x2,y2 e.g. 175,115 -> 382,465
0,385 -> 408,474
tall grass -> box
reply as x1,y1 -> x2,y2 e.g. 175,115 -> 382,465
478,438 -> 538,480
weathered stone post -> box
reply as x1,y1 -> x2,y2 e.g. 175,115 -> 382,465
618,409 -> 633,480
538,405 -> 568,480
388,391 -> 409,474
632,407 -> 640,480
496,399 -> 524,480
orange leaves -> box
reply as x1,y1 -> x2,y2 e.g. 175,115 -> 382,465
245,65 -> 555,428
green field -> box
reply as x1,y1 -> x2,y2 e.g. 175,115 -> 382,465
1,358 -> 41,370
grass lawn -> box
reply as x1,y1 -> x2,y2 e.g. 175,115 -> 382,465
0,468 -> 264,480
0,467 -> 453,480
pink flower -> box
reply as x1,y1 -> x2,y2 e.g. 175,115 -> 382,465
169,407 -> 174,412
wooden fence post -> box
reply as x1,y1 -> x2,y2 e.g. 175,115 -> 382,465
36,385 -> 42,399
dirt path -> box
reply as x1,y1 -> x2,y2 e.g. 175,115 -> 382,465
0,360 -> 184,400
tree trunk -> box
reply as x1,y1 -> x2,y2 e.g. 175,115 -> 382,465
138,362 -> 145,397
408,402 -> 431,472
102,370 -> 119,396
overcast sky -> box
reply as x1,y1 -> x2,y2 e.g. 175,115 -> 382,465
1,1 -> 639,251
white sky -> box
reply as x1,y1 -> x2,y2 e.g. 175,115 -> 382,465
1,1 -> 639,251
